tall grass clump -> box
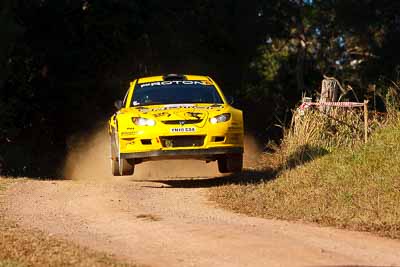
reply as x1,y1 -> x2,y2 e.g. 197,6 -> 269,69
281,107 -> 383,169
283,80 -> 400,160
383,85 -> 400,122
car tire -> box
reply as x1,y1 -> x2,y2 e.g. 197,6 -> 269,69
118,158 -> 134,176
218,153 -> 243,173
110,134 -> 135,176
110,135 -> 120,176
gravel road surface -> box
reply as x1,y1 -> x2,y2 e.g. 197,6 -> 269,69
3,174 -> 400,267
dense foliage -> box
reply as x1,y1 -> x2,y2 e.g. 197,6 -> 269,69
1,0 -> 400,176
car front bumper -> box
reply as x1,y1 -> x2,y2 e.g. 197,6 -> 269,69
120,146 -> 243,161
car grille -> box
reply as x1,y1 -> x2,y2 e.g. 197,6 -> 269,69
162,119 -> 203,125
160,135 -> 205,148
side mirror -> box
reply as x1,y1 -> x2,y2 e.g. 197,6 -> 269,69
114,100 -> 123,110
227,96 -> 235,105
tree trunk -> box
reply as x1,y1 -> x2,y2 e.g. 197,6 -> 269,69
296,40 -> 306,93
320,77 -> 339,111
320,78 -> 339,102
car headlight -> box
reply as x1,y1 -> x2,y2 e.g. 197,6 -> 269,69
132,117 -> 156,126
210,113 -> 231,124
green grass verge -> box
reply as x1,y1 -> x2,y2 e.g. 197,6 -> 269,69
210,118 -> 400,239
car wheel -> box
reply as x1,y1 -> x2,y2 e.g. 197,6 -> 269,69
110,135 -> 121,176
118,157 -> 134,176
110,133 -> 135,176
218,153 -> 243,173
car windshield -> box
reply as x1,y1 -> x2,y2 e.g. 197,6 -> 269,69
131,80 -> 224,106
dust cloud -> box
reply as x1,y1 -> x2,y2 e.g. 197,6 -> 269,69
63,127 -> 112,181
63,127 -> 263,180
243,134 -> 263,168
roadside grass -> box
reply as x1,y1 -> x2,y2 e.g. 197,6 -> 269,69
0,178 -> 141,267
210,113 -> 400,239
0,260 -> 24,267
0,178 -> 12,192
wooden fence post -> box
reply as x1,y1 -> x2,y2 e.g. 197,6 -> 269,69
364,100 -> 369,143
320,77 -> 339,112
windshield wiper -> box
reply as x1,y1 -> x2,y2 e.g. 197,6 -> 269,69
134,102 -> 165,107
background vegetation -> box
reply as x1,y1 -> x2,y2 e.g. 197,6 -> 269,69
1,0 -> 400,176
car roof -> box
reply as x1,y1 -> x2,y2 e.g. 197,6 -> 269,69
136,74 -> 210,84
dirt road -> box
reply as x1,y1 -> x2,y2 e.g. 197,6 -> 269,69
2,130 -> 399,266
3,172 -> 400,267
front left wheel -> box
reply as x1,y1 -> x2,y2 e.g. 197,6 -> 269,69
111,134 -> 134,176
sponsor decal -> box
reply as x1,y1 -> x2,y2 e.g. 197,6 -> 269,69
135,104 -> 223,112
153,112 -> 171,118
170,127 -> 196,133
140,80 -> 211,88
163,104 -> 195,108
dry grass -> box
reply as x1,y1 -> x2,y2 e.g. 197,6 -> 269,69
281,107 -> 383,169
287,108 -> 364,150
0,178 -> 12,192
0,260 -> 24,267
210,112 -> 400,239
0,179 -> 141,267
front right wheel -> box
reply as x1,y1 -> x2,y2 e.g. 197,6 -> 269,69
217,153 -> 243,173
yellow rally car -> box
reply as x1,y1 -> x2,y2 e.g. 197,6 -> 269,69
108,74 -> 244,176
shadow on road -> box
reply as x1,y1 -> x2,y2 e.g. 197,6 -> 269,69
132,167 -> 278,189
2,144 -> 330,184
132,144 -> 331,189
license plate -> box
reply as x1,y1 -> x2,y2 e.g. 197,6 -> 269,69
170,127 -> 196,133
